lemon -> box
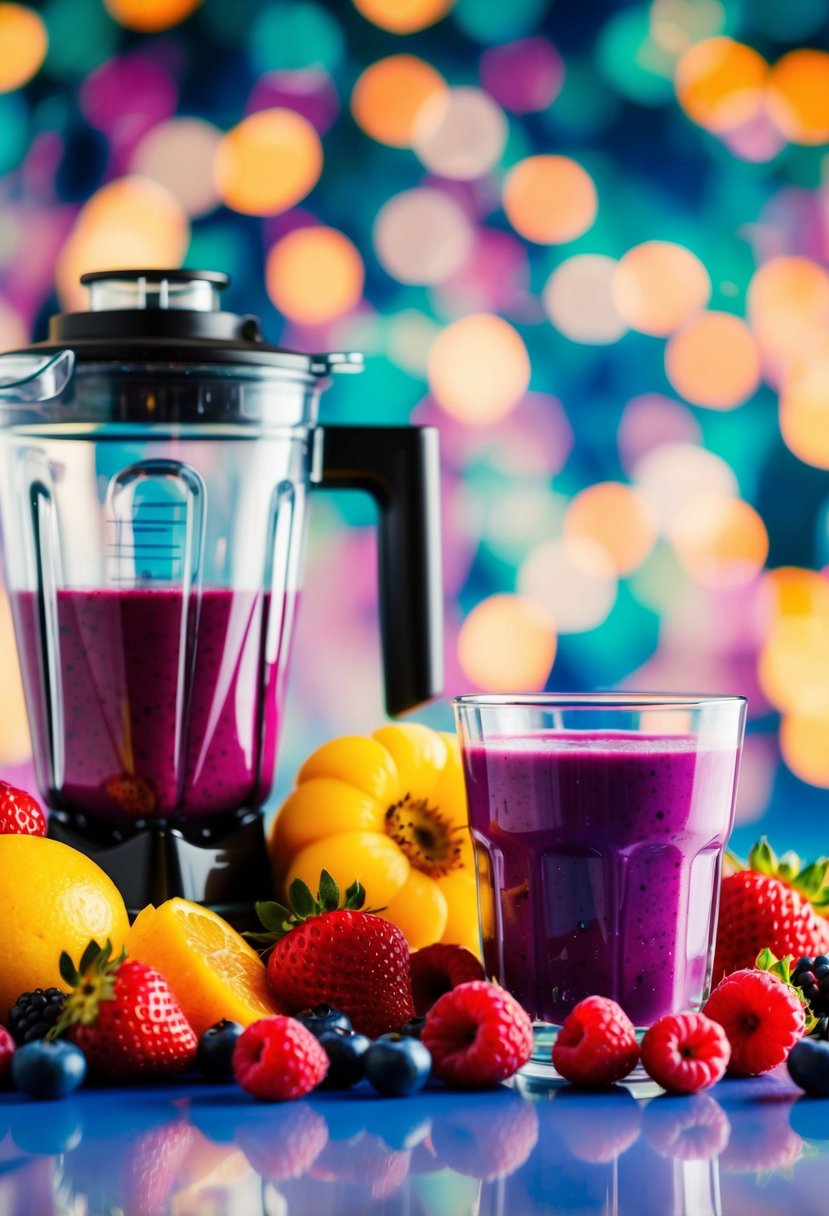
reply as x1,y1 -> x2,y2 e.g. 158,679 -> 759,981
0,836 -> 130,1022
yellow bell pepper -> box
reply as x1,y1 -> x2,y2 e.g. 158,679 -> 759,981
269,723 -> 480,954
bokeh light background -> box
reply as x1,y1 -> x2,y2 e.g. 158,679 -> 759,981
0,0 -> 828,855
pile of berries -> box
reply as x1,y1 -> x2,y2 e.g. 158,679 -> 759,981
0,928 -> 532,1101
551,962 -> 811,1093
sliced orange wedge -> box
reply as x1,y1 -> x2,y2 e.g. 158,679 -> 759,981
126,898 -> 281,1037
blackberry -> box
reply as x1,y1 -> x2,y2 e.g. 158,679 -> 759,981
793,956 -> 829,1018
8,988 -> 67,1044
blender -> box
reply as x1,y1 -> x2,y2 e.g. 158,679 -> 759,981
0,269 -> 442,922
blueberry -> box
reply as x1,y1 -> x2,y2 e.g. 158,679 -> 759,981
11,1041 -> 86,1100
318,1029 -> 371,1089
815,956 -> 829,968
295,1005 -> 352,1038
364,1033 -> 431,1098
400,1017 -> 427,1040
196,1020 -> 244,1082
787,1037 -> 829,1097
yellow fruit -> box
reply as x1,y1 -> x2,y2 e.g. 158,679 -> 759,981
373,722 -> 448,800
298,735 -> 399,803
0,836 -> 130,1023
273,778 -> 385,857
126,898 -> 281,1036
436,869 -> 481,954
270,723 -> 481,955
287,831 -> 410,909
379,868 -> 448,949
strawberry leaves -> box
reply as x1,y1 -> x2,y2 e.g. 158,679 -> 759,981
50,938 -> 127,1039
748,837 -> 829,912
755,948 -> 819,1035
246,870 -> 379,949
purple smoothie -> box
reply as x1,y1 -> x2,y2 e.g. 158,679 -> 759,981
11,587 -> 293,823
462,732 -> 739,1026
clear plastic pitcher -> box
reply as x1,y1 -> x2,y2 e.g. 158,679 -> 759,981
0,270 -> 442,836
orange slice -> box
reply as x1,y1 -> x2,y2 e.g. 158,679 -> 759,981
126,899 -> 281,1037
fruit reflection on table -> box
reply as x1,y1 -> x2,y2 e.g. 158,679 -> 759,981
0,1073 -> 828,1216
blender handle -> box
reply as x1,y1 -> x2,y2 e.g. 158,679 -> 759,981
315,425 -> 443,716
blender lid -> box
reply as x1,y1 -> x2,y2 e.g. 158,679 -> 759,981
22,268 -> 364,376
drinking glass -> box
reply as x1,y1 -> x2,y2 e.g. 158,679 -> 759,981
453,694 -> 746,1062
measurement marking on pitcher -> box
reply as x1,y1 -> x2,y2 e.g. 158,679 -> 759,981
107,504 -> 188,584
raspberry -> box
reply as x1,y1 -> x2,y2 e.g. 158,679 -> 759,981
421,980 -> 533,1087
0,1025 -> 15,1086
641,1012 -> 730,1093
553,1090 -> 642,1163
432,1092 -> 539,1179
237,1104 -> 329,1179
232,1016 -> 329,1101
643,1093 -> 731,1161
702,968 -> 806,1076
409,944 -> 485,1017
551,996 -> 639,1087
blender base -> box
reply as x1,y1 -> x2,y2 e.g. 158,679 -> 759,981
47,809 -> 275,931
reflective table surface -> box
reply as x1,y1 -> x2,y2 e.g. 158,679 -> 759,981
0,1068 -> 826,1215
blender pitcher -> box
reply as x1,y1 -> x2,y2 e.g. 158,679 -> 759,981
0,269 -> 443,919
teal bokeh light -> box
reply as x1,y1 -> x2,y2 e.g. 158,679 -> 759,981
250,2 -> 345,74
43,0 -> 119,80
596,7 -> 676,106
452,0 -> 549,45
0,95 -> 28,176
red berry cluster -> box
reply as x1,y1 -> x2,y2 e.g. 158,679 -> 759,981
552,965 -> 807,1092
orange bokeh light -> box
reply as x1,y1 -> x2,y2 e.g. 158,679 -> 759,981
428,314 -> 531,425
762,567 -> 829,622
675,36 -> 767,133
352,55 -> 447,148
665,311 -> 760,409
105,0 -> 202,32
670,494 -> 768,588
214,109 -> 322,217
747,256 -> 829,384
266,226 -> 364,326
458,594 -> 557,691
352,0 -> 454,34
613,241 -> 711,336
779,358 -> 829,471
767,49 -> 829,146
759,618 -> 829,715
780,713 -> 829,788
0,3 -> 47,93
55,177 -> 190,310
502,155 -> 598,245
564,482 -> 657,575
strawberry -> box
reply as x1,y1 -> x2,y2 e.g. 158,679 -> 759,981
712,838 -> 829,981
51,940 -> 197,1080
249,870 -> 415,1040
0,782 -> 46,836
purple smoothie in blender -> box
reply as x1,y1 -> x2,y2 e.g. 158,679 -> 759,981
11,587 -> 291,821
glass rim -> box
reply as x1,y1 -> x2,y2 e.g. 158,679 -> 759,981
452,692 -> 747,710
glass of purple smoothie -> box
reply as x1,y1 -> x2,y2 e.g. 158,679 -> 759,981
453,693 -> 745,1066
